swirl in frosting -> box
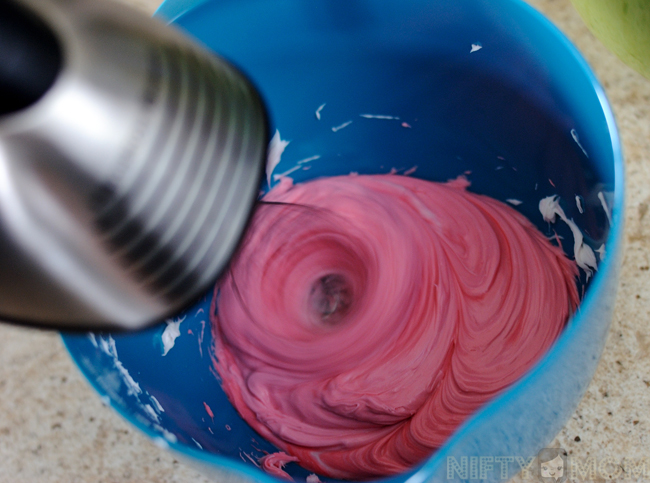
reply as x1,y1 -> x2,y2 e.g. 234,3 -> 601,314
211,174 -> 579,479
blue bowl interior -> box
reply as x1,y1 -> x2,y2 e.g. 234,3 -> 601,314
63,1 -> 622,482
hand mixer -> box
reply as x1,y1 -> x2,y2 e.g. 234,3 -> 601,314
0,0 -> 269,331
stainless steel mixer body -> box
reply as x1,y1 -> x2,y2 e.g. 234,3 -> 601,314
0,0 -> 268,330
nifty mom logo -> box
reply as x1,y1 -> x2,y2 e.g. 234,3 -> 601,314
446,448 -> 650,481
446,455 -> 537,480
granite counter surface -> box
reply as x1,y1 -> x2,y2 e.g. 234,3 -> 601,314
1,0 -> 649,481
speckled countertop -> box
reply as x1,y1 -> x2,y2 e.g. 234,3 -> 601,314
1,0 -> 649,482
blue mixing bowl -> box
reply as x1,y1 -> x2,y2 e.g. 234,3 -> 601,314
62,0 -> 624,481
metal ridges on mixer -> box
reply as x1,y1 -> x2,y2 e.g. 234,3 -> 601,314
92,43 -> 267,304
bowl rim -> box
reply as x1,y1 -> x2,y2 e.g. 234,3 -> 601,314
64,0 -> 625,481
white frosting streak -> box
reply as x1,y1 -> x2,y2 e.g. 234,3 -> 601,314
266,130 -> 291,186
539,195 -> 598,279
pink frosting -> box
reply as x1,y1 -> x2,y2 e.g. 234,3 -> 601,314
259,452 -> 300,480
211,175 -> 579,479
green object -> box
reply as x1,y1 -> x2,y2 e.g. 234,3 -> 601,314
571,0 -> 650,78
